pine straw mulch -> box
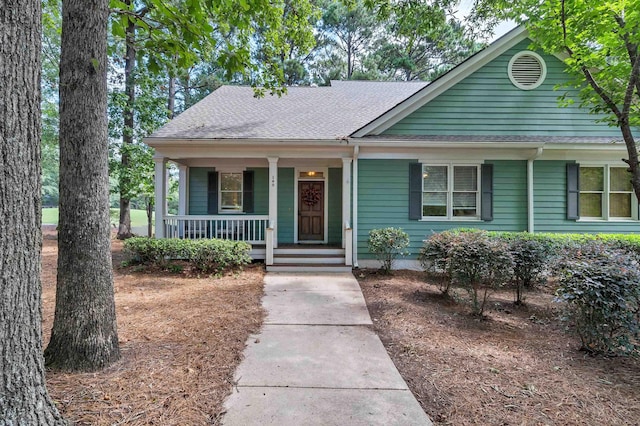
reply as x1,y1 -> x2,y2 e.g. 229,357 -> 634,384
356,269 -> 640,426
41,231 -> 265,425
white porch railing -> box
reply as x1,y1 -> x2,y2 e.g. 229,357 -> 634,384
163,215 -> 269,244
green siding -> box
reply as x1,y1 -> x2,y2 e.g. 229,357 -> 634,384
328,168 -> 343,244
534,160 -> 640,233
188,167 -> 215,215
278,168 -> 295,243
357,159 -> 528,259
384,39 -> 620,137
252,168 -> 269,215
188,167 -> 268,215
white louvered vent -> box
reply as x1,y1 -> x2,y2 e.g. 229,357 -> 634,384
508,51 -> 546,90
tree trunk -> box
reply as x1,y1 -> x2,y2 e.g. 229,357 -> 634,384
168,75 -> 176,119
183,73 -> 192,109
620,122 -> 640,203
117,4 -> 136,240
0,1 -> 65,423
45,0 -> 120,372
347,42 -> 353,79
147,199 -> 154,237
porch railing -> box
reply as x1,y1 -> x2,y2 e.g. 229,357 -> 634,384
163,215 -> 269,244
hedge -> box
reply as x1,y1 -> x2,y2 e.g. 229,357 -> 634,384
419,229 -> 640,355
123,237 -> 252,273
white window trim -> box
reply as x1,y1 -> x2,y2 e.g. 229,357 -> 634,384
421,163 -> 481,221
578,164 -> 637,221
218,170 -> 244,214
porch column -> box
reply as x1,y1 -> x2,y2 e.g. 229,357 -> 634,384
154,156 -> 167,238
352,145 -> 359,268
342,158 -> 352,249
178,165 -> 188,215
165,166 -> 171,214
268,157 -> 279,248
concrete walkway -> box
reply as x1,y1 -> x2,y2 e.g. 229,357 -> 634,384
222,273 -> 432,425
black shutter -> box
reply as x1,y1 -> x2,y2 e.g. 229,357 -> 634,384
566,163 -> 580,220
481,163 -> 493,221
243,170 -> 254,213
409,162 -> 422,220
207,171 -> 218,214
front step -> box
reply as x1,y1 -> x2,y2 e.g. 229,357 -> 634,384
273,247 -> 345,256
267,246 -> 350,272
266,264 -> 353,273
273,254 -> 345,264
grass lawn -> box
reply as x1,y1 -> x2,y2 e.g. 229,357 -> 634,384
357,270 -> 640,425
41,230 -> 265,424
42,208 -> 150,228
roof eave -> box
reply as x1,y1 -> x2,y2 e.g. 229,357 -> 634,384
144,137 -> 352,148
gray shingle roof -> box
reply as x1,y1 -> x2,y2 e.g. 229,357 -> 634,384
149,80 -> 428,140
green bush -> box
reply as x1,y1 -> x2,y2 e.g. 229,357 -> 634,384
555,243 -> 640,356
190,239 -> 252,273
419,231 -> 457,294
123,237 -> 251,273
123,238 -> 192,265
448,231 -> 513,316
504,236 -> 554,304
367,227 -> 410,274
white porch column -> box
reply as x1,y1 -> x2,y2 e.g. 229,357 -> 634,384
165,166 -> 171,214
154,156 -> 167,238
268,157 -> 279,247
342,158 -> 352,248
352,145 -> 359,268
178,165 -> 188,215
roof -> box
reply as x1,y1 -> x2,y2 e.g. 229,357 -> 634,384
148,80 -> 428,141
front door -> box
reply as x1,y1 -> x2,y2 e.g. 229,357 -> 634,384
298,181 -> 324,241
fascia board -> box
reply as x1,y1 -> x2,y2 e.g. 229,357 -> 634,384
144,137 -> 350,147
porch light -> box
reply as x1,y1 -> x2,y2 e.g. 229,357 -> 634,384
300,171 -> 324,178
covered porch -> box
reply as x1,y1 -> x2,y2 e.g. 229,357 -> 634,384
153,149 -> 356,269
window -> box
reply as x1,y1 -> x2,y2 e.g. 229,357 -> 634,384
422,164 -> 480,219
219,172 -> 243,212
580,165 -> 635,220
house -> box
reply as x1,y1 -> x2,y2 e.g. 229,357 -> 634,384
145,26 -> 637,271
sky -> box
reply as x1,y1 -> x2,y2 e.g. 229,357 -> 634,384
456,0 -> 517,41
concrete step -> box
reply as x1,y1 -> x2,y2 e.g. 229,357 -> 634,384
274,248 -> 345,256
273,254 -> 345,265
266,264 -> 353,273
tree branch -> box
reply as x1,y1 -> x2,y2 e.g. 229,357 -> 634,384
621,53 -> 640,121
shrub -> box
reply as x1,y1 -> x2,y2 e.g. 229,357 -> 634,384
506,237 -> 554,304
448,231 -> 514,316
190,239 -> 252,273
123,238 -> 190,266
555,243 -> 640,356
419,231 -> 456,294
367,227 -> 410,274
123,237 -> 251,273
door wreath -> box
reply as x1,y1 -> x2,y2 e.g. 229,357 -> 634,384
301,187 -> 322,206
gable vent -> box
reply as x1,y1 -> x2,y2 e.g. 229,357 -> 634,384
508,51 -> 546,90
